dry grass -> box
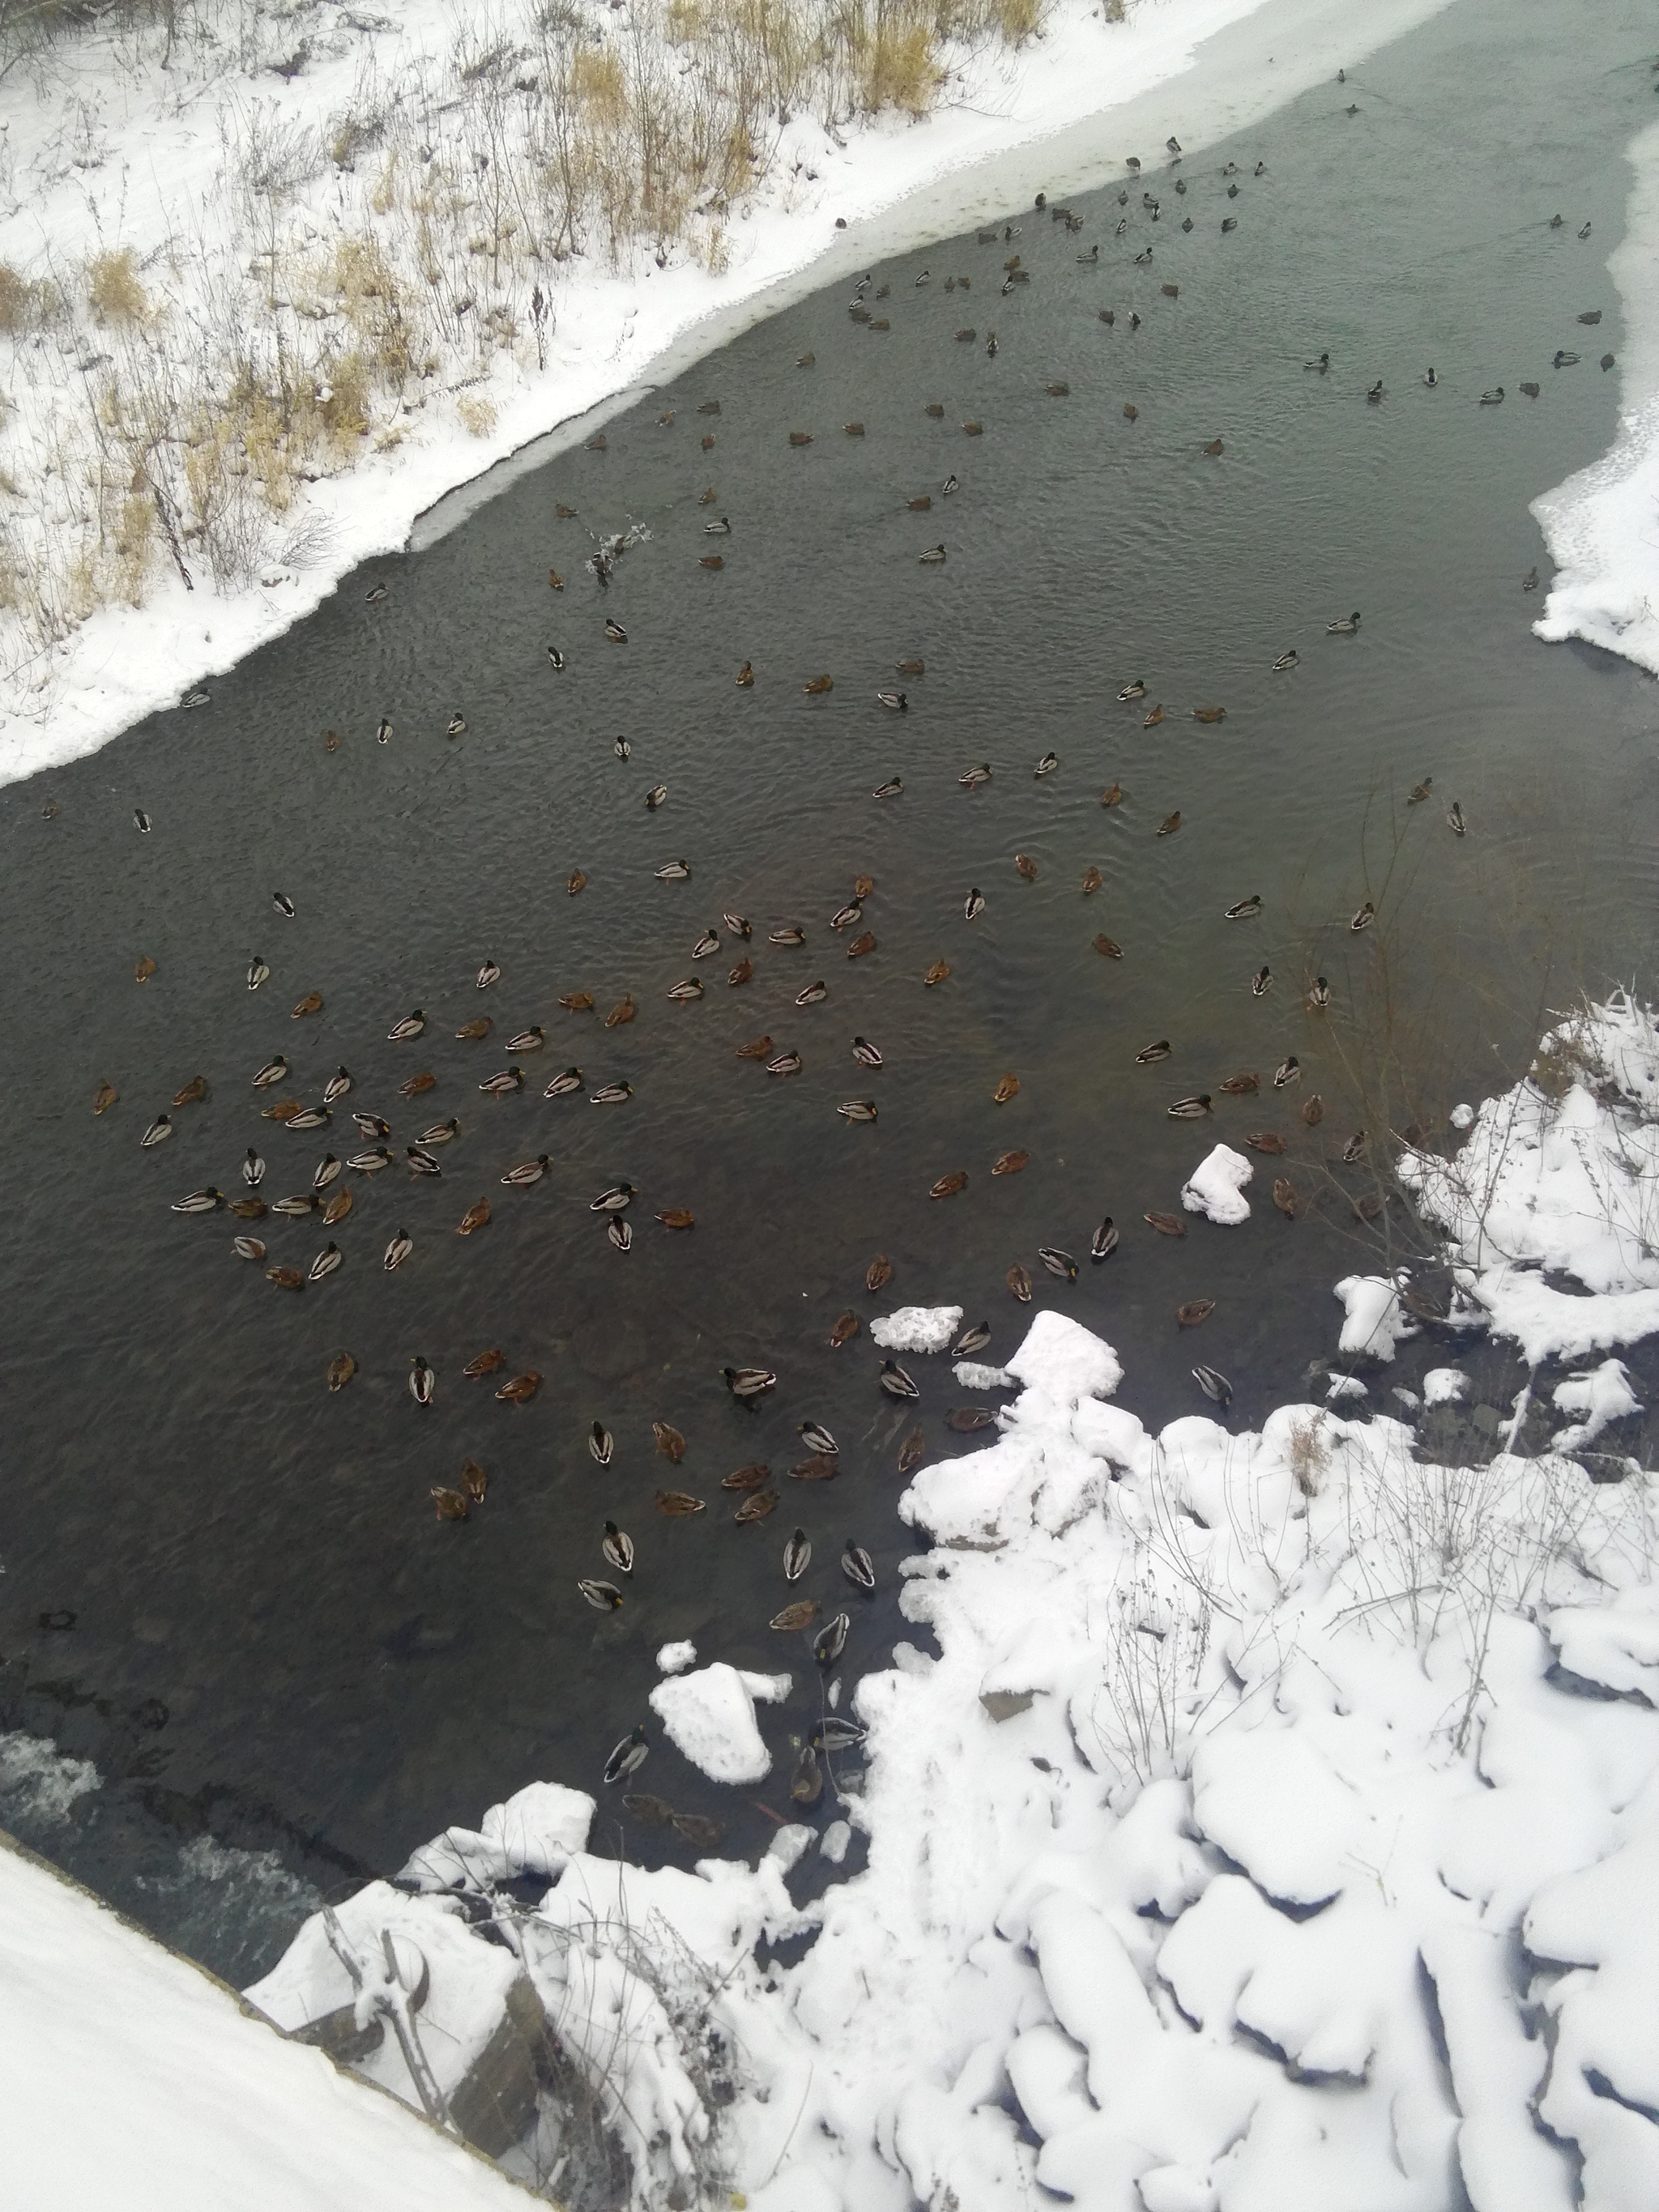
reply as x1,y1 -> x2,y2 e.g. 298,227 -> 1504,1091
87,248 -> 147,326
0,0 -> 1065,681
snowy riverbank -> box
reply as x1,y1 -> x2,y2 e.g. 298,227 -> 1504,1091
0,0 -> 1455,786
233,994 -> 1659,2212
1533,115 -> 1659,678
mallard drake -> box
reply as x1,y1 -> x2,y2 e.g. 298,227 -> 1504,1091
246,955 -> 269,991
501,1154 -> 552,1187
1447,801 -> 1467,836
919,544 -> 947,565
1273,649 -> 1299,672
142,1114 -> 173,1149
591,1183 -> 636,1211
1035,751 -> 1059,777
604,618 -> 628,643
1225,895 -> 1262,919
1192,1364 -> 1232,1407
272,892 -> 296,918
873,776 -> 903,799
723,1366 -> 777,1400
1091,1219 -> 1119,1262
842,1540 -> 876,1591
603,1724 -> 646,1775
879,1357 -> 920,1398
232,1234 -> 266,1262
963,889 -> 986,920
602,1522 -> 634,1575
309,1242 -> 343,1282
960,764 -> 992,790
783,1528 -> 812,1582
171,1187 -> 223,1214
1118,679 -> 1146,701
876,690 -> 907,711
1327,611 -> 1361,633
388,1010 -> 425,1042
1479,387 -> 1505,405
1252,966 -> 1272,996
1038,1247 -> 1078,1281
385,1229 -> 414,1270
590,1421 -> 613,1464
1350,899 -> 1375,931
479,1067 -> 524,1093
409,1355 -> 435,1405
1168,1095 -> 1213,1119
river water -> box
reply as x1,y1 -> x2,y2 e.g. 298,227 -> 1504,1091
2,0 -> 1656,1982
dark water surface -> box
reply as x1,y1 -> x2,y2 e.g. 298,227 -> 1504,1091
2,0 -> 1657,1979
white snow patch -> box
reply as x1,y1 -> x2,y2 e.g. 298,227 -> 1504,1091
1450,1102 -> 1476,1131
648,1664 -> 791,1785
656,1641 -> 698,1675
1180,1143 -> 1255,1225
1327,1373 -> 1368,1402
1552,1357 -> 1642,1450
1424,1366 -> 1470,1406
870,1306 -> 962,1354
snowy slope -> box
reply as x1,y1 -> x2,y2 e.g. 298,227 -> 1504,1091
0,1831 -> 534,2210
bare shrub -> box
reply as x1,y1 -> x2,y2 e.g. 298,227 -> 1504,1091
457,392 -> 497,437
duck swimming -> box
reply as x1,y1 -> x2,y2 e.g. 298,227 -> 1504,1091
1091,1219 -> 1119,1262
1038,1247 -> 1078,1281
872,776 -> 904,799
842,1540 -> 876,1592
960,765 -> 992,790
388,1011 -> 425,1041
784,1528 -> 812,1582
723,1366 -> 777,1400
352,1112 -> 391,1140
242,1146 -> 264,1185
384,1229 -> 414,1270
446,713 -> 467,739
1225,895 -> 1262,919
1447,801 -> 1467,837
252,1055 -> 290,1089
409,1355 -> 434,1405
309,1242 -> 343,1282
964,889 -> 986,920
501,1154 -> 552,1187
1035,752 -> 1059,777
602,1522 -> 634,1575
1350,900 -> 1375,931
1118,679 -> 1146,701
1308,976 -> 1332,1009
655,861 -> 691,882
1273,650 -> 1299,672
142,1115 -> 173,1149
852,1037 -> 884,1069
1326,611 -> 1361,633
246,956 -> 269,991
1168,1095 -> 1213,1119
273,893 -> 296,919
322,1068 -> 353,1106
479,1067 -> 525,1094
1137,1040 -> 1171,1063
605,619 -> 628,643
876,690 -> 907,712
591,1183 -> 636,1212
879,1358 -> 920,1400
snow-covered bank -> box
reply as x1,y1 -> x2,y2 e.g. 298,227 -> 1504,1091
1,0 -> 1454,784
234,999 -> 1659,2211
1533,117 -> 1659,676
0,1830 -> 533,2209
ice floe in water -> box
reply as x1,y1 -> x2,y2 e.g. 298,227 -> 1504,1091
655,1639 -> 697,1674
1179,1141 -> 1254,1224
246,999 -> 1659,2212
648,1664 -> 790,1784
1424,1365 -> 1470,1404
869,1305 -> 962,1353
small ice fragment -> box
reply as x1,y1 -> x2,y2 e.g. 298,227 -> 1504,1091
767,1822 -> 815,1872
1423,1367 -> 1469,1406
870,1304 -> 963,1353
1449,1102 -> 1474,1130
1179,1143 -> 1253,1225
1327,1374 -> 1367,1402
656,1640 -> 697,1674
1392,1386 -> 1420,1410
820,1819 -> 851,1864
954,1360 -> 1014,1389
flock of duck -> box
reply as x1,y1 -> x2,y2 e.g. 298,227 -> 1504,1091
102,119 -> 1567,1806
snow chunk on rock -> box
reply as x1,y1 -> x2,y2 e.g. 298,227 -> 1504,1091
1423,1366 -> 1469,1406
649,1664 -> 790,1784
656,1640 -> 697,1674
1190,1727 -> 1361,1907
398,1782 -> 594,1889
1551,1357 -> 1640,1449
1327,1374 -> 1367,1403
870,1304 -> 962,1353
1180,1142 -> 1254,1225
1334,1273 -> 1416,1362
